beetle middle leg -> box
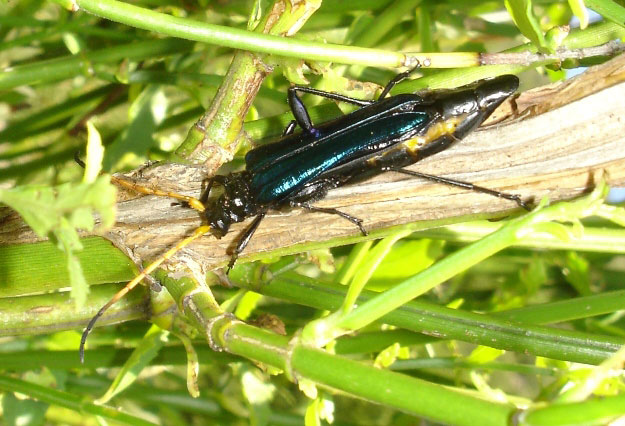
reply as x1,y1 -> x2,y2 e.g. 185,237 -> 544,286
286,179 -> 368,236
382,166 -> 530,210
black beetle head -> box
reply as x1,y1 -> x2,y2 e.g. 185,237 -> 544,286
204,172 -> 256,237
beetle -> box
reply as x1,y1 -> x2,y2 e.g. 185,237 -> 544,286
80,69 -> 528,361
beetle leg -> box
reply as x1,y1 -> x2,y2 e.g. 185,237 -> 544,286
227,211 -> 267,272
378,63 -> 422,100
287,86 -> 375,137
295,202 -> 367,236
200,174 -> 228,204
283,119 -> 298,136
288,86 -> 373,107
287,87 -> 321,137
382,166 -> 530,210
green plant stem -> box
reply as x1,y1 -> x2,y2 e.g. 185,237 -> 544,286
54,0 -> 480,68
146,257 -> 520,423
232,269 -> 624,364
412,220 -> 625,253
496,290 -> 625,324
397,21 -> 625,92
0,345 -> 236,371
342,230 -> 411,314
220,322 -> 516,426
0,374 -> 156,426
174,0 -> 323,165
354,0 -> 423,47
521,394 -> 625,425
391,357 -> 559,377
330,187 -> 609,337
0,38 -> 195,90
0,282 -> 147,337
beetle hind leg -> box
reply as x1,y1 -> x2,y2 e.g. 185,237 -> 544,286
295,202 -> 367,236
382,166 -> 530,210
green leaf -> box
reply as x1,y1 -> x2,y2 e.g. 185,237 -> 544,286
505,0 -> 549,50
2,391 -> 48,426
175,332 -> 200,398
103,85 -> 168,170
374,342 -> 402,368
562,251 -> 591,296
367,239 -> 445,290
234,291 -> 263,320
83,121 -> 104,183
468,346 -> 505,363
568,0 -> 589,29
97,325 -> 169,404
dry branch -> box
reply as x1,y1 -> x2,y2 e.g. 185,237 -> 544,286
2,54 -> 625,273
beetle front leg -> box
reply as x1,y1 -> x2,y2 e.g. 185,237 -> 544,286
287,86 -> 375,137
227,211 -> 267,272
283,119 -> 298,136
200,174 -> 228,204
378,63 -> 422,100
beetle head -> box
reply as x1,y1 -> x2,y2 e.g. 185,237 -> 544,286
204,172 -> 255,237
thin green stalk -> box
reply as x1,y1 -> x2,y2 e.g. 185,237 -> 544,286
221,322 -> 517,426
396,21 -> 625,92
54,0 -> 480,68
334,329 -> 434,354
232,269 -> 624,364
0,346 -> 235,371
0,374 -> 156,426
520,394 -> 625,425
0,38 -> 195,90
330,185 -> 611,338
342,230 -> 411,314
391,357 -> 559,377
354,0 -> 423,47
412,220 -> 625,253
335,240 -> 374,285
0,283 -> 147,337
496,290 -> 625,324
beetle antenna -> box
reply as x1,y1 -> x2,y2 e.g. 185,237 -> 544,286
110,176 -> 207,212
80,224 -> 212,363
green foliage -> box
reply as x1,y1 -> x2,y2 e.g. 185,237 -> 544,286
0,176 -> 116,306
1,0 -> 625,425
